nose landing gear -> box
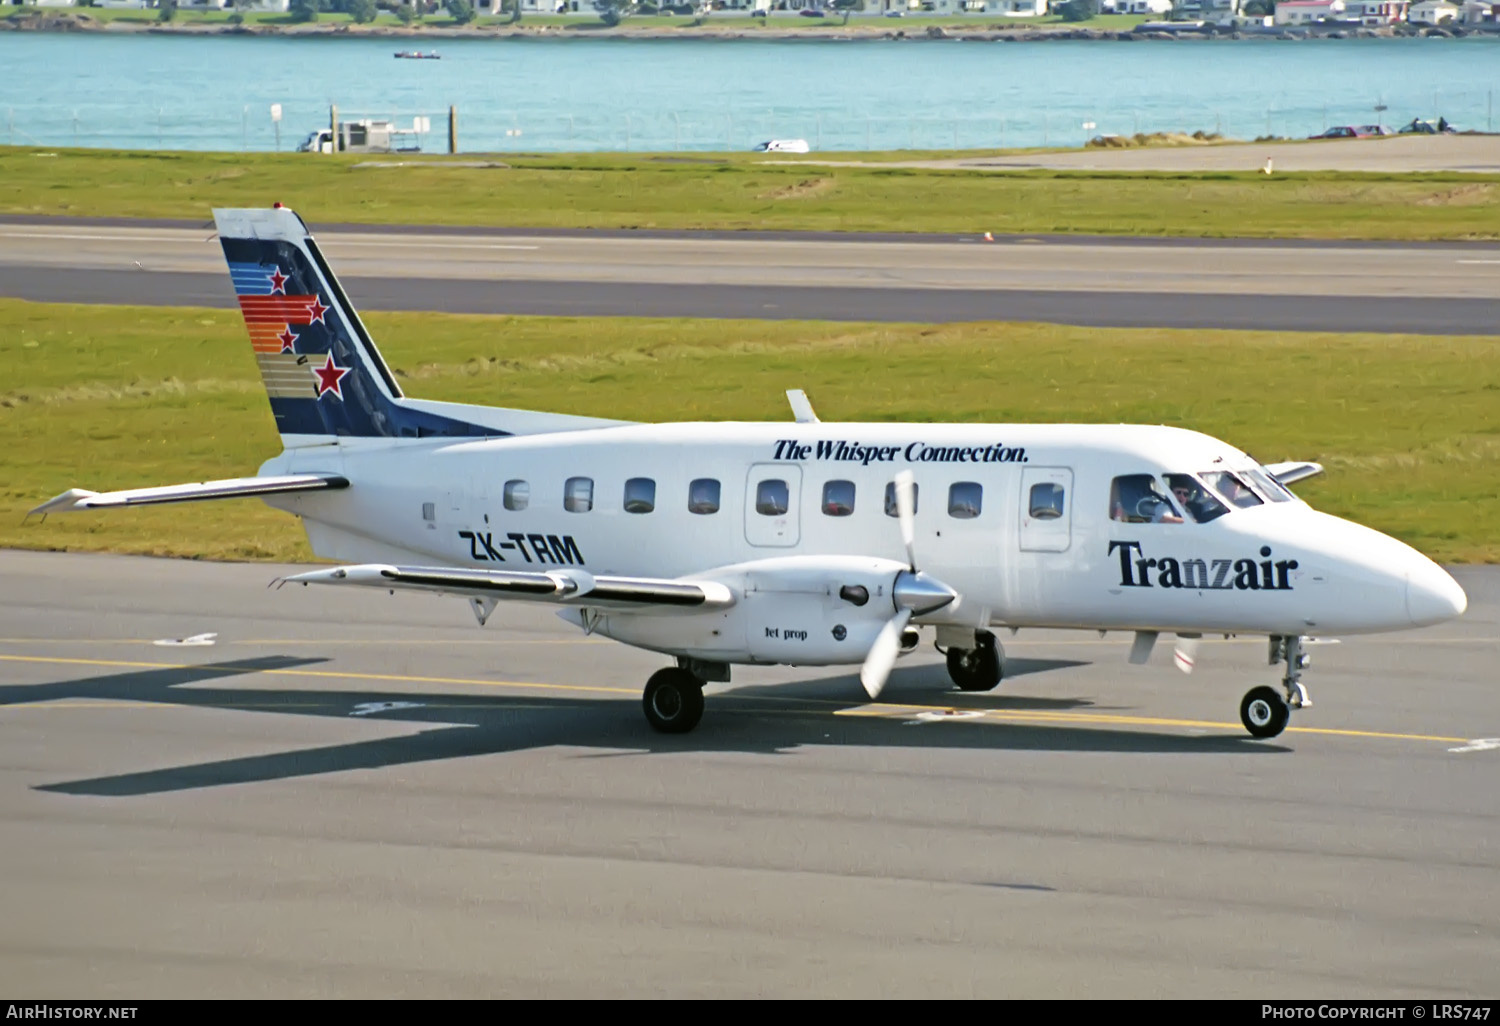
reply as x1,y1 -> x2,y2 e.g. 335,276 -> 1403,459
1239,635 -> 1312,739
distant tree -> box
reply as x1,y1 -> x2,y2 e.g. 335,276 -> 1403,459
832,0 -> 859,23
395,1 -> 417,20
445,0 -> 476,18
349,0 -> 378,18
1055,0 -> 1097,18
157,0 -> 177,21
593,0 -> 637,24
291,0 -> 320,19
1241,0 -> 1272,13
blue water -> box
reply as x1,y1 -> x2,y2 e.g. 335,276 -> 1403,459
2,33 -> 1497,153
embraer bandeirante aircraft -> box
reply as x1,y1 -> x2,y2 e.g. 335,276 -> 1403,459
33,206 -> 1469,740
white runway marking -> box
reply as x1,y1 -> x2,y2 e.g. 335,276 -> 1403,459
350,701 -> 427,717
1447,738 -> 1500,753
152,632 -> 217,647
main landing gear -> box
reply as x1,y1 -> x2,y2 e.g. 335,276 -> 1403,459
1239,634 -> 1313,740
642,666 -> 705,734
944,630 -> 1004,692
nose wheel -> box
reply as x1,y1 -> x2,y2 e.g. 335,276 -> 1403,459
1240,686 -> 1290,739
1239,635 -> 1312,739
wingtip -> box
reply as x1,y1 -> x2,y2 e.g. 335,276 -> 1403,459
28,488 -> 100,517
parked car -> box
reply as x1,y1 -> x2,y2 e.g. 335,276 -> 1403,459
754,138 -> 811,153
1309,126 -> 1357,139
1399,118 -> 1455,134
799,7 -> 826,14
1356,124 -> 1392,136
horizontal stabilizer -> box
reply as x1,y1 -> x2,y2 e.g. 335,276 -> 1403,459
1264,461 -> 1324,486
29,474 -> 348,516
276,564 -> 736,613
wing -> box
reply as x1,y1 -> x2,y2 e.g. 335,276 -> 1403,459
29,474 -> 348,516
276,563 -> 734,617
1263,461 -> 1323,486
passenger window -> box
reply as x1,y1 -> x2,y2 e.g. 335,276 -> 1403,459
563,476 -> 593,513
503,479 -> 529,511
1202,471 -> 1264,510
1109,474 -> 1178,524
1165,473 -> 1227,524
948,482 -> 982,519
756,479 -> 789,516
688,478 -> 720,515
623,477 -> 655,514
1030,482 -> 1066,520
884,481 -> 918,517
822,480 -> 855,517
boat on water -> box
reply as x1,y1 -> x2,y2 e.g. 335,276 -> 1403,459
394,51 -> 441,59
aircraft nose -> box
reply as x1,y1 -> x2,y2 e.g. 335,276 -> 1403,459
1406,561 -> 1467,626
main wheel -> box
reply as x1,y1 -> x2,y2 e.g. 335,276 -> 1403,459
946,634 -> 1003,692
1240,685 -> 1290,739
642,667 -> 705,734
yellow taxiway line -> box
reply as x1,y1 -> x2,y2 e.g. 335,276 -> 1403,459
0,652 -> 1475,747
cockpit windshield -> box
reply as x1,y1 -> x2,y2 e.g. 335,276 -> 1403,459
1164,473 -> 1229,523
1110,470 -> 1277,525
1201,470 -> 1264,510
1241,466 -> 1296,502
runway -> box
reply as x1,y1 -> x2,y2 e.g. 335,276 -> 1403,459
1,550 -> 1495,998
4,219 -> 1500,334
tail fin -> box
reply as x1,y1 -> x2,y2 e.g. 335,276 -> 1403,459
216,205 -> 504,447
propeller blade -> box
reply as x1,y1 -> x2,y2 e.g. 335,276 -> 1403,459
894,469 -> 917,570
1173,635 -> 1200,675
861,607 -> 913,700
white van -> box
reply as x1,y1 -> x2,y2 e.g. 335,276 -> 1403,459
754,139 -> 811,153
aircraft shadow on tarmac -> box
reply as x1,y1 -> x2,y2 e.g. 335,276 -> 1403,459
5,653 -> 1287,798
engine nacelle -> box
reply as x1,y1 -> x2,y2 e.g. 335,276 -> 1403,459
566,555 -> 909,666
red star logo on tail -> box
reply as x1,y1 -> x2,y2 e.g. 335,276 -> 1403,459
268,270 -> 288,294
305,297 -> 329,324
277,326 -> 298,353
312,353 -> 350,400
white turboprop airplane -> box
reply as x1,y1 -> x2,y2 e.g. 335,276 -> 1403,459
32,206 -> 1468,740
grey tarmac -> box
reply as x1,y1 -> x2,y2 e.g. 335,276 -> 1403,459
4,220 -> 1500,333
0,550 -> 1495,998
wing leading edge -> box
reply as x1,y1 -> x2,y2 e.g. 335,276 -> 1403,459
29,474 -> 349,516
276,564 -> 735,615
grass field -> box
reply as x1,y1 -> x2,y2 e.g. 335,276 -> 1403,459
4,298 -> 1496,564
5,147 -> 1500,239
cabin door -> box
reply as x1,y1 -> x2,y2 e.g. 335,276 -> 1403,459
1019,466 -> 1073,553
744,464 -> 802,548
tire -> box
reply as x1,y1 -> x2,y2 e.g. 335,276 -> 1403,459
946,634 -> 1003,692
643,667 -> 705,734
1240,685 -> 1290,739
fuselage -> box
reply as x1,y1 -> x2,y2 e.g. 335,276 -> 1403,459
264,421 -> 1466,640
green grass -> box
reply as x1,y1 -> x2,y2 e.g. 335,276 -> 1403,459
4,298 -> 1497,564
6,147 -> 1500,239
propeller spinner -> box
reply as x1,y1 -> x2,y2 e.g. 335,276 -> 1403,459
860,470 -> 958,700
